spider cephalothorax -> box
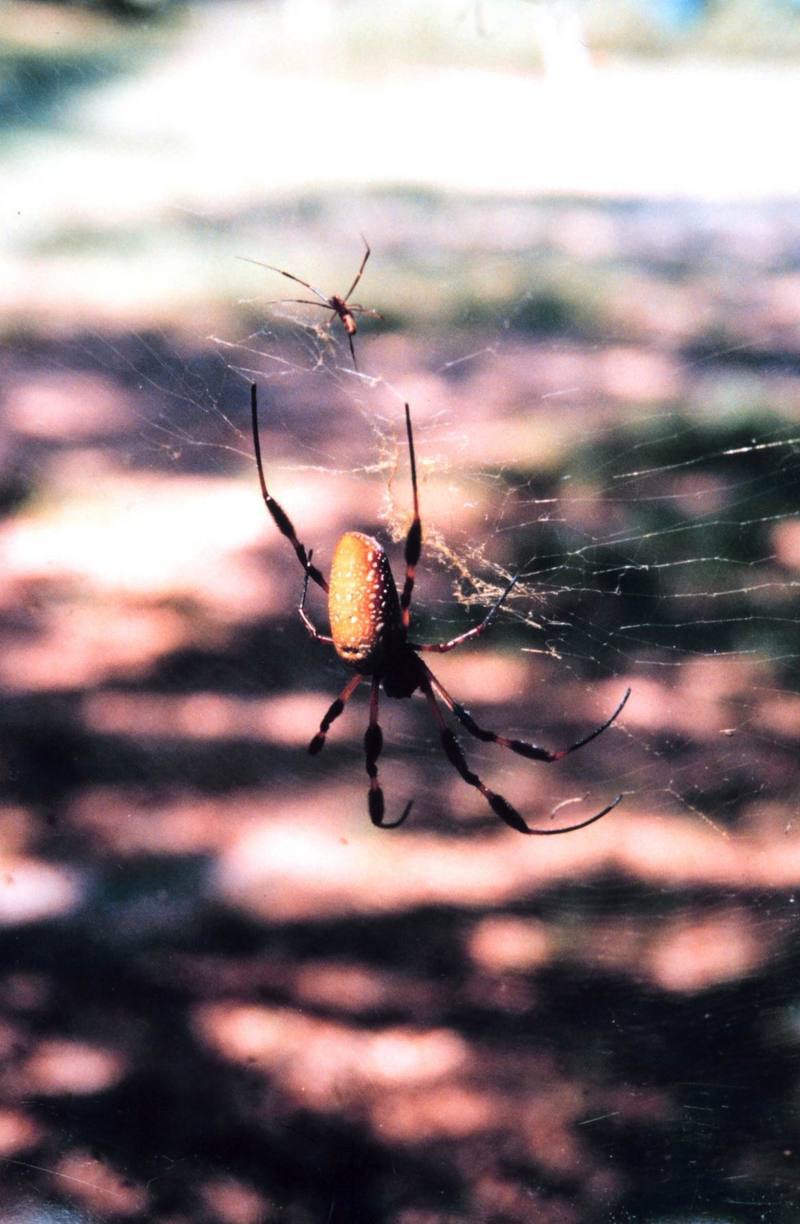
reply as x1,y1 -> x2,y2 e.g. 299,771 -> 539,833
251,383 -> 630,832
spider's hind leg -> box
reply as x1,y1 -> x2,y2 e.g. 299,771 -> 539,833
420,674 -> 622,836
346,328 -> 358,371
426,665 -> 630,763
364,677 -> 413,829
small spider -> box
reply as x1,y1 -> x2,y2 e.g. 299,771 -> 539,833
251,384 -> 630,833
241,236 -> 381,371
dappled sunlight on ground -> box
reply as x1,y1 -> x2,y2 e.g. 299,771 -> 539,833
644,908 -> 767,993
0,472 -> 269,605
20,1038 -> 126,1097
68,786 -> 262,857
0,857 -> 81,926
0,1107 -> 44,1158
195,1002 -> 468,1105
214,808 -> 800,923
49,1151 -> 148,1218
468,916 -> 553,974
81,688 -> 341,747
199,1175 -> 268,1224
0,601 -> 188,692
773,518 -> 800,569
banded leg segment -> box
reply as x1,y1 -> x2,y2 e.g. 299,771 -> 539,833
298,551 -> 333,645
344,322 -> 358,371
309,675 -> 362,755
400,404 -> 422,630
364,677 -> 413,829
414,573 -> 520,655
237,257 -> 330,304
426,667 -> 631,763
420,675 -> 622,836
343,235 -> 371,301
251,384 -> 328,593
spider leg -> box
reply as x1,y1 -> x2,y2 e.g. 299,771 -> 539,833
343,235 -> 371,301
251,384 -> 328,593
413,573 -> 520,654
426,665 -> 631,764
265,298 -> 336,310
298,551 -> 334,644
346,329 -> 358,372
420,674 -> 622,835
364,676 -> 414,829
237,257 -> 331,306
347,305 -> 384,320
400,404 -> 422,630
309,674 -> 362,755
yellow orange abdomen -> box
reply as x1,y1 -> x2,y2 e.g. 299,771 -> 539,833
328,532 -> 401,670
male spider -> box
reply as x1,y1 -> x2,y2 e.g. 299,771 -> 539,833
240,236 -> 380,371
251,384 -> 630,833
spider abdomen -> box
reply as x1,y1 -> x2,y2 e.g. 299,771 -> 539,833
329,531 -> 402,671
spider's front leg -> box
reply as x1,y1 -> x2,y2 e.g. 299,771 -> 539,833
298,551 -> 333,645
251,384 -> 328,592
309,675 -> 362,755
413,573 -> 520,655
400,404 -> 422,630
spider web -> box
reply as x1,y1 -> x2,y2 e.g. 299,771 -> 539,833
28,192 -> 791,856
190,198 -> 799,843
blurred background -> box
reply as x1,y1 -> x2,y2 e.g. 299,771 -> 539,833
1,2 -> 800,1221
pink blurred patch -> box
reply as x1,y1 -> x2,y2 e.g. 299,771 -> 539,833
618,661 -> 764,739
757,692 -> 800,739
0,475 -> 271,612
50,1150 -> 148,1217
5,371 -> 126,438
773,519 -> 800,570
374,1084 -> 499,1141
23,1038 -> 126,1095
424,651 -> 530,705
468,916 -> 553,973
645,909 -> 766,992
0,857 -> 81,925
598,346 -> 681,403
200,1177 -> 269,1224
519,1083 -> 587,1176
0,1108 -> 44,1156
0,806 -> 35,856
0,602 -> 187,691
216,802 -> 800,925
194,1002 -> 467,1114
69,787 -> 261,857
81,688 -> 346,747
474,1175 -> 582,1224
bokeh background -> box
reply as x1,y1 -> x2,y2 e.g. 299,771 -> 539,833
2,2 -> 800,1221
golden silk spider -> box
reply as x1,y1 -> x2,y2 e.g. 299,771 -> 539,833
251,384 -> 630,832
240,235 -> 380,371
